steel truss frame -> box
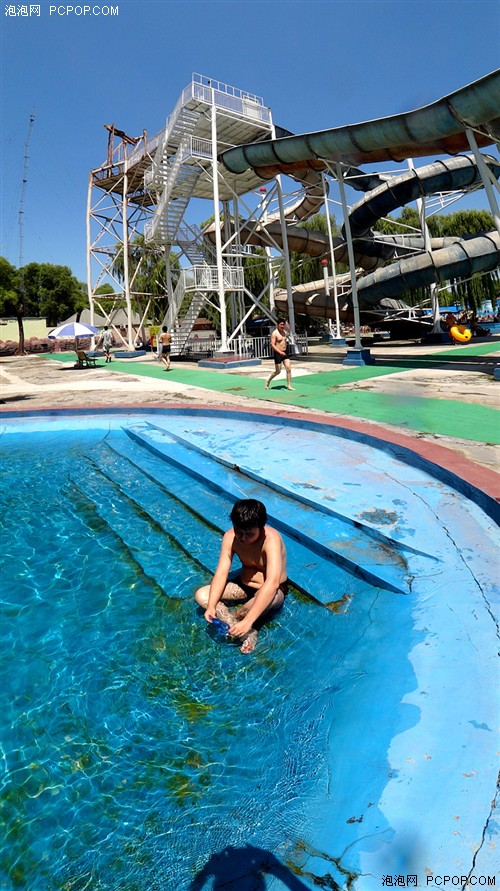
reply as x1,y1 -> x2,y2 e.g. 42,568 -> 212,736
88,76 -> 500,355
87,133 -> 171,347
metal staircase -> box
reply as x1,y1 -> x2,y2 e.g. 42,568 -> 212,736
144,100 -> 203,246
164,260 -> 244,351
164,225 -> 218,348
165,271 -> 206,351
145,143 -> 202,245
172,293 -> 207,354
145,106 -> 200,190
177,223 -> 217,265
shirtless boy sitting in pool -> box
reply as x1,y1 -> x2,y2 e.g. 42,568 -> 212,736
194,499 -> 288,654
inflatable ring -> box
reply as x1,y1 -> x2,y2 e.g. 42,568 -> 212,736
449,325 -> 472,344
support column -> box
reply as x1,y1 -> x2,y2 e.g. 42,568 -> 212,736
322,173 -> 345,345
408,158 -> 442,338
86,171 -> 95,327
321,260 -> 345,346
164,246 -> 174,340
260,186 -> 276,312
335,163 -> 374,365
211,100 -> 229,352
122,159 -> 134,350
466,129 -> 500,235
276,176 -> 296,334
223,199 -> 237,331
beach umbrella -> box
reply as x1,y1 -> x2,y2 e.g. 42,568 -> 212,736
48,321 -> 100,339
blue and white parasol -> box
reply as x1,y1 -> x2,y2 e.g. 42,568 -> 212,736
48,322 -> 101,339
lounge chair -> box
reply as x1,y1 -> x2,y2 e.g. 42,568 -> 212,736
75,350 -> 98,368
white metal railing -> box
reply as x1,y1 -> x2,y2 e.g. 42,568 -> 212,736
192,72 -> 265,104
182,265 -> 245,291
128,129 -> 163,168
128,73 -> 270,173
147,104 -> 200,188
228,334 -> 308,359
190,136 -> 212,158
190,75 -> 271,123
172,333 -> 309,359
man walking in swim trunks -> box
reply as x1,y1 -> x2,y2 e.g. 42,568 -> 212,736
158,326 -> 172,371
99,326 -> 113,363
194,499 -> 288,654
265,319 -> 295,391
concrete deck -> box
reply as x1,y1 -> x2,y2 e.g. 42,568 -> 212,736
1,337 -> 498,499
1,339 -> 499,886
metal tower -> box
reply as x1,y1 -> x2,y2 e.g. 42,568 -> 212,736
87,74 -> 306,351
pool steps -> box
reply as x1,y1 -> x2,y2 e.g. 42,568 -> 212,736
122,423 -> 429,596
73,440 -> 223,594
143,421 -> 434,560
77,434 -> 376,604
73,422 -> 441,601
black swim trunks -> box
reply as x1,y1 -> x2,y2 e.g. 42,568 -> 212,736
272,348 -> 289,365
161,345 -> 171,355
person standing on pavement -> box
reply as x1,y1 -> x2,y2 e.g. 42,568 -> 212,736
265,319 -> 295,391
158,326 -> 172,371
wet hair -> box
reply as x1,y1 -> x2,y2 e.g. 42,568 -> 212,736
230,499 -> 267,530
162,326 -> 168,332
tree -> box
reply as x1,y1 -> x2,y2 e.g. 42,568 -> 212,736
95,283 -> 115,296
0,258 -> 88,350
112,235 -> 180,323
0,257 -> 27,353
0,257 -> 19,317
19,263 -> 86,327
437,209 -> 494,237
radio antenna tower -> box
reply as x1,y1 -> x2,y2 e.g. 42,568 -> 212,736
17,110 -> 35,355
19,110 -> 36,268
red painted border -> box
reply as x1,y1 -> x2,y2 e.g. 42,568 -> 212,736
5,401 -> 499,502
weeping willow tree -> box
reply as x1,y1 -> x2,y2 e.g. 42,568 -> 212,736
374,207 -> 498,309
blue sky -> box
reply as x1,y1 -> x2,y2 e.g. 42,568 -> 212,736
1,0 -> 499,283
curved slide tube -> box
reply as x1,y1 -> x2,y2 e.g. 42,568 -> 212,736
273,231 -> 500,318
219,70 -> 500,176
207,153 -> 500,285
215,70 -> 500,321
346,154 -> 500,239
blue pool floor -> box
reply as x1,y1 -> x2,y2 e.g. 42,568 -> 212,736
0,410 -> 498,890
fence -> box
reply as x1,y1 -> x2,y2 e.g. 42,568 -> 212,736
173,334 -> 308,360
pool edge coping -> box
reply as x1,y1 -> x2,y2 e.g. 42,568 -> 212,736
2,402 -> 499,521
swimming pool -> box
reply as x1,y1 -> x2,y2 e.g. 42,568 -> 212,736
1,408 -> 498,890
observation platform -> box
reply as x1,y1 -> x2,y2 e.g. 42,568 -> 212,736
91,73 -> 275,205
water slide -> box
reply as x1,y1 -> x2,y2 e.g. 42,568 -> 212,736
208,153 -> 500,274
217,70 -> 500,320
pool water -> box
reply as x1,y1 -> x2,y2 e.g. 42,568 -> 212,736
1,412 -> 498,890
